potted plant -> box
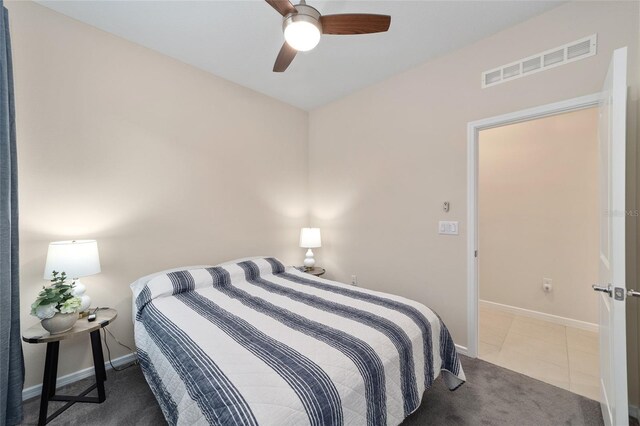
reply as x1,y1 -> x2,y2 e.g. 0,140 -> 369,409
31,271 -> 82,335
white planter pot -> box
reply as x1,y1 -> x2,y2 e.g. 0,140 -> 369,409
41,312 -> 78,335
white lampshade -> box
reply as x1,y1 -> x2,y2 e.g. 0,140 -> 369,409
43,240 -> 101,280
299,228 -> 321,248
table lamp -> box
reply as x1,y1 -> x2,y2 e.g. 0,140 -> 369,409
43,240 -> 101,313
300,228 -> 321,270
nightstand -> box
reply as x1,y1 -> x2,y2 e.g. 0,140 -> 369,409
22,308 -> 117,426
303,267 -> 325,277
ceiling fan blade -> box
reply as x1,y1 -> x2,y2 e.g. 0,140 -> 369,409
273,43 -> 297,72
320,14 -> 391,35
265,0 -> 297,17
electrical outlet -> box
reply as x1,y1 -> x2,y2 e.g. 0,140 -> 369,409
351,275 -> 358,286
542,278 -> 553,293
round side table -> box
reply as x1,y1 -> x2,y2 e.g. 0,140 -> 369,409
23,308 -> 118,426
302,267 -> 325,277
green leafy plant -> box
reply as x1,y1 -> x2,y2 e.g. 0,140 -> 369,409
31,271 -> 82,319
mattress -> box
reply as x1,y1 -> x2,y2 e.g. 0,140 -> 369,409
132,257 -> 465,425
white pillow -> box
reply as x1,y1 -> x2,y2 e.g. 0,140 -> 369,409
129,265 -> 212,320
129,265 -> 212,294
129,256 -> 270,321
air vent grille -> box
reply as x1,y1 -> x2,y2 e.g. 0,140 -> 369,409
543,49 -> 565,67
503,64 -> 520,79
522,57 -> 541,74
482,34 -> 597,88
485,70 -> 501,86
567,39 -> 591,59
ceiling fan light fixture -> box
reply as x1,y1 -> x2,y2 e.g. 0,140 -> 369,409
268,0 -> 392,72
283,5 -> 322,52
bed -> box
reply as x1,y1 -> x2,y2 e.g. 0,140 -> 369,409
131,257 -> 465,426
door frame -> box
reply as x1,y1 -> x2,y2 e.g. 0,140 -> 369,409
466,93 -> 601,358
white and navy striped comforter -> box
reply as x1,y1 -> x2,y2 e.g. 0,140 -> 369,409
132,257 -> 465,426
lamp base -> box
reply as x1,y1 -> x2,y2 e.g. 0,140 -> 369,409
71,279 -> 92,313
303,248 -> 315,270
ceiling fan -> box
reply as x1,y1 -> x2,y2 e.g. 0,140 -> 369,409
266,0 -> 391,72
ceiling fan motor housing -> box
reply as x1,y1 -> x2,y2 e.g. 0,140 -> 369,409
283,4 -> 322,35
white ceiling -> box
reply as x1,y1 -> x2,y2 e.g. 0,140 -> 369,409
37,0 -> 563,110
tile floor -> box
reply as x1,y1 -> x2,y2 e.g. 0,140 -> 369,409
479,304 -> 600,401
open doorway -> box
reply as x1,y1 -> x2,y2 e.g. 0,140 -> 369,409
468,48 -> 629,425
476,107 -> 600,400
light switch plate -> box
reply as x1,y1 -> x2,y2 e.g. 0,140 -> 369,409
439,221 -> 459,235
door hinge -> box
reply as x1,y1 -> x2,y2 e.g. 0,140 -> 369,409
474,250 -> 478,258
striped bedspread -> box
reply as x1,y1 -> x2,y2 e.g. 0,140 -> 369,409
132,257 -> 465,426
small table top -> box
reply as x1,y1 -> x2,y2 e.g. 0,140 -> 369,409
22,308 -> 118,344
303,267 -> 325,277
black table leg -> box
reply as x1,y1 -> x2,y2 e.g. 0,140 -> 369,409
37,330 -> 109,425
90,329 -> 107,402
38,342 -> 59,426
48,342 -> 59,399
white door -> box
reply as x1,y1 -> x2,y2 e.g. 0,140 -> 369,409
593,47 -> 628,426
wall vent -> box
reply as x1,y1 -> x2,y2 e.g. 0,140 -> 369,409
482,34 -> 597,88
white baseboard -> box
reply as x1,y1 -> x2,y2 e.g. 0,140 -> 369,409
480,300 -> 598,333
455,344 -> 469,356
630,404 -> 639,421
22,352 -> 137,401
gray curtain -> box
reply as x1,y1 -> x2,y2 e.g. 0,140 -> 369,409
0,1 -> 23,425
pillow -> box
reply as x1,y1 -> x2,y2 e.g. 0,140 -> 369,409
129,265 -> 212,294
128,256 -> 268,294
210,257 -> 286,282
129,265 -> 211,320
129,256 -> 274,320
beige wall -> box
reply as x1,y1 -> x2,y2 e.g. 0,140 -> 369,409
8,1 -> 309,389
309,0 -> 639,410
478,108 -> 599,324
309,0 -> 637,356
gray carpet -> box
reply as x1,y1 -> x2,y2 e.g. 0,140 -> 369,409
20,355 -> 615,425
